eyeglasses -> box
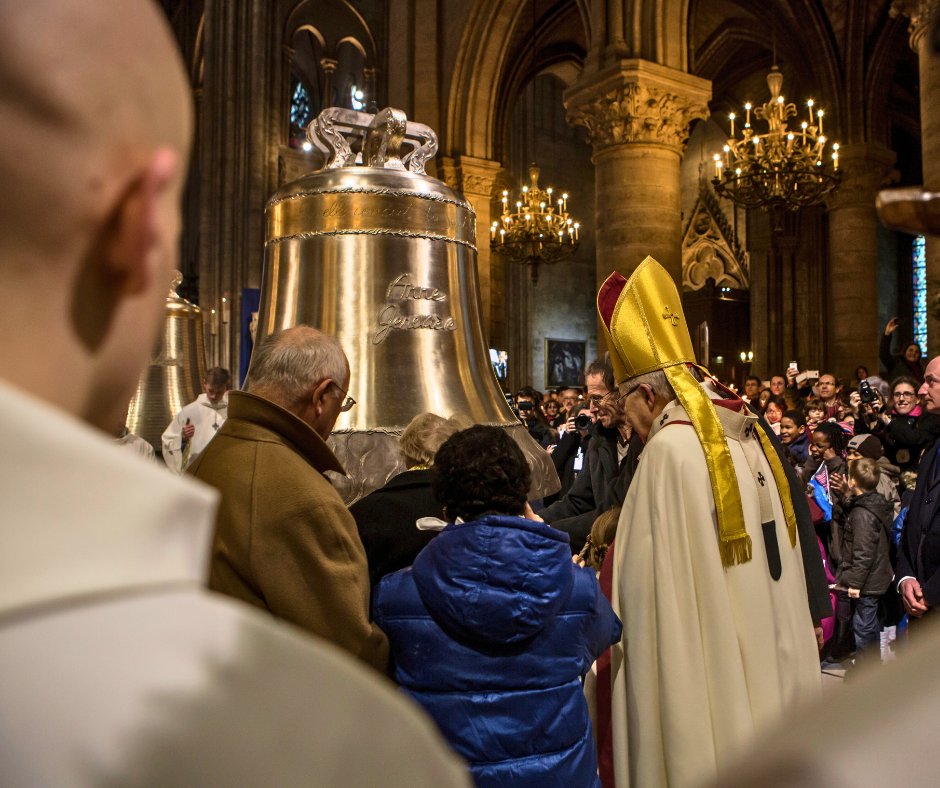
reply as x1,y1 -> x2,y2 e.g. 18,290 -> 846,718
893,391 -> 917,399
332,382 -> 357,412
587,391 -> 616,408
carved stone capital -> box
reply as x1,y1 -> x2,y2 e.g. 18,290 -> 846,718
826,144 -> 899,211
454,155 -> 502,199
891,0 -> 939,50
565,60 -> 711,154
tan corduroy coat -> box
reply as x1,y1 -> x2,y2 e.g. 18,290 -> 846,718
190,390 -> 388,673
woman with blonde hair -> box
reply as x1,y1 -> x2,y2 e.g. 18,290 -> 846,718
350,413 -> 465,587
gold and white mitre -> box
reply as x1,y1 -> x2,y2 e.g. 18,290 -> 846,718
597,256 -> 796,566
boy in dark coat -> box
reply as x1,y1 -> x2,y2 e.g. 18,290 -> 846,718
835,457 -> 894,663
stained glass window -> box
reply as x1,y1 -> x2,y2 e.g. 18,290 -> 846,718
291,81 -> 312,129
289,79 -> 314,149
914,234 -> 927,356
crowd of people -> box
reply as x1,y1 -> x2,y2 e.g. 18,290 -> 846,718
512,324 -> 934,670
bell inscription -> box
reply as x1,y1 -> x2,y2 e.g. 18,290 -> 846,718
373,272 -> 457,344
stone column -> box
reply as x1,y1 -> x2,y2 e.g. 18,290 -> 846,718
200,0 -> 282,378
565,60 -> 711,287
826,144 -> 898,380
893,0 -> 940,356
441,155 -> 504,347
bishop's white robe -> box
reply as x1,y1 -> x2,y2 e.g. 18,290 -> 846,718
610,395 -> 820,788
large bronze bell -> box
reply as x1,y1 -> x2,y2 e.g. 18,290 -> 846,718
126,273 -> 208,454
253,107 -> 559,503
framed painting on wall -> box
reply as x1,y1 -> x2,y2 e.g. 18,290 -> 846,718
545,339 -> 586,388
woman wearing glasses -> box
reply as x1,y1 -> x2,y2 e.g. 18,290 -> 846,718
855,376 -> 940,472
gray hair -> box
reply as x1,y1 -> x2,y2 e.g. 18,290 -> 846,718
622,368 -> 674,401
621,365 -> 703,401
247,326 -> 348,408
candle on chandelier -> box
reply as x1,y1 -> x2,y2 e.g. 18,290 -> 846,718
573,222 -> 580,241
807,99 -> 814,124
817,109 -> 824,135
729,112 -> 736,136
562,192 -> 568,211
745,102 -> 752,127
787,132 -> 794,153
713,153 -> 723,178
499,228 -> 505,244
723,144 -> 731,167
801,120 -> 808,144
832,142 -> 840,171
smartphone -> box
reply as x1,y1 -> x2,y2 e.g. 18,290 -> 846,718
788,361 -> 798,374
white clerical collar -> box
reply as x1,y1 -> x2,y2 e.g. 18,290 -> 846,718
0,379 -> 219,619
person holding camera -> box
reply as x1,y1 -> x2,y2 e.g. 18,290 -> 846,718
856,376 -> 940,471
515,387 -> 554,448
547,403 -> 594,501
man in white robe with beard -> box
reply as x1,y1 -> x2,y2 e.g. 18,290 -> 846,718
599,257 -> 820,788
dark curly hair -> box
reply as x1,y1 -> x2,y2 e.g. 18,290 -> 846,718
432,425 -> 531,521
812,420 -> 848,458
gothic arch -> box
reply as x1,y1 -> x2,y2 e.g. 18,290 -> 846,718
445,0 -> 527,159
445,0 -> 691,161
284,0 -> 376,59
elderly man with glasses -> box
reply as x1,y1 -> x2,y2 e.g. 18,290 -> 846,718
190,325 -> 389,672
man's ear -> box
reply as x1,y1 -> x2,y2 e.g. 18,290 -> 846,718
310,378 -> 334,417
100,147 -> 181,296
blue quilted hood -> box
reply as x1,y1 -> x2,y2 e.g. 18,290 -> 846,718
411,514 -> 574,645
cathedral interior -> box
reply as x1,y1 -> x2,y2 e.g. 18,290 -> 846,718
158,0 -> 930,391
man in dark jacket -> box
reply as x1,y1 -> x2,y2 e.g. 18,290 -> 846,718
540,356 -> 641,553
545,402 -> 593,504
897,356 -> 940,623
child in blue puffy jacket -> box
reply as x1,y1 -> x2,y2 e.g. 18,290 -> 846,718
374,426 -> 622,787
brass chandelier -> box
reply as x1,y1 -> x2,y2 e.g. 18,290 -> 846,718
490,164 -> 580,285
712,65 -> 841,210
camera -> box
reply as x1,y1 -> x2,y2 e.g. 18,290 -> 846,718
574,413 -> 592,430
859,379 -> 877,404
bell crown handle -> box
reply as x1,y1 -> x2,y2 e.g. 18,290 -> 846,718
306,106 -> 438,174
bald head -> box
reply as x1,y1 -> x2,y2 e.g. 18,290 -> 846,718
0,0 -> 191,263
0,0 -> 194,429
